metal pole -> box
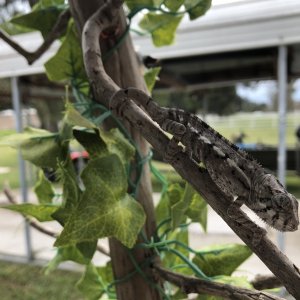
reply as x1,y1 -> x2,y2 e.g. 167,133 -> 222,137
277,45 -> 287,253
11,77 -> 34,261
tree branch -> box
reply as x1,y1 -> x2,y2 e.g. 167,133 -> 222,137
2,186 -> 110,257
81,0 -> 300,298
82,0 -> 122,102
154,264 -> 284,300
251,275 -> 282,291
0,9 -> 70,65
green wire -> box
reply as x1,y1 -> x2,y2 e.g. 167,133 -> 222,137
127,249 -> 171,300
137,239 -> 206,262
154,217 -> 171,238
160,247 -> 210,280
150,161 -> 168,194
106,256 -> 154,293
158,221 -> 192,241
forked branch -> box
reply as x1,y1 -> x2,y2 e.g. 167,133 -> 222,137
80,0 -> 300,298
0,9 -> 70,65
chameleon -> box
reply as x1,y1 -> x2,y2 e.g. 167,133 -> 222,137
110,87 -> 299,243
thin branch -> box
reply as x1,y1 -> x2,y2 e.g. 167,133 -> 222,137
80,1 -> 300,298
108,88 -> 300,298
3,186 -> 58,237
82,0 -> 122,102
154,264 -> 284,300
2,186 -> 110,257
0,9 -> 70,65
251,275 -> 282,291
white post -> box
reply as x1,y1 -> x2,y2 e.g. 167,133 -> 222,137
11,77 -> 34,261
277,45 -> 287,253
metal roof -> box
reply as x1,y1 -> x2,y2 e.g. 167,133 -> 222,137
0,0 -> 300,78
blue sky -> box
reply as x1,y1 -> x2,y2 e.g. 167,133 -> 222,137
236,80 -> 300,104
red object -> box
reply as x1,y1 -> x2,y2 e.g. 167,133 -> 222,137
70,150 -> 89,160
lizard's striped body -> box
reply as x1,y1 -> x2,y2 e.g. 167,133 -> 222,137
110,87 -> 299,237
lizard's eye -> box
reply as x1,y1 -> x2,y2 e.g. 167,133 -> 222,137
282,197 -> 291,208
272,194 -> 290,208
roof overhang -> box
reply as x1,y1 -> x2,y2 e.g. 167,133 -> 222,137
0,0 -> 300,78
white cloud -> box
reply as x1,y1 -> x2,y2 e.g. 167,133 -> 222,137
236,81 -> 276,104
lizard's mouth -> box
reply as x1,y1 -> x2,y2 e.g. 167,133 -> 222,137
275,217 -> 299,232
284,222 -> 298,232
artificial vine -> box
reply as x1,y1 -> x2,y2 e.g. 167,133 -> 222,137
0,0 -> 265,299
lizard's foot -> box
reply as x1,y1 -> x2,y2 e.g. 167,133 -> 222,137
160,119 -> 186,138
164,138 -> 183,164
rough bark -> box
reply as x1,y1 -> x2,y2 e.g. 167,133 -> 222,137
76,1 -> 300,298
154,265 -> 284,300
108,93 -> 300,299
69,1 -> 162,299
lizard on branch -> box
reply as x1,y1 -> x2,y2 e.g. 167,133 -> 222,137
110,87 -> 299,244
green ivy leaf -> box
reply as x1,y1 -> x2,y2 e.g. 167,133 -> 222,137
164,0 -> 184,11
168,183 -> 184,207
163,229 -> 192,275
95,262 -> 114,292
46,244 -> 91,274
33,0 -> 65,10
139,13 -> 183,46
0,203 -> 58,222
155,183 -> 184,233
155,191 -> 171,226
10,6 -> 66,37
34,170 -> 55,204
58,159 -> 80,209
64,103 -> 96,129
171,183 -> 194,229
55,155 -> 146,248
52,159 -> 81,225
186,192 -> 207,232
170,183 -> 207,232
184,0 -> 211,20
172,288 -> 189,299
193,244 -> 252,277
45,21 -> 86,81
100,128 -> 135,164
20,136 -> 67,169
76,241 -> 98,260
77,263 -> 108,300
125,0 -> 154,10
0,127 -> 55,146
144,67 -> 161,93
0,127 -> 67,169
73,127 -> 135,165
214,275 -> 252,288
73,129 -> 108,159
0,20 -> 34,35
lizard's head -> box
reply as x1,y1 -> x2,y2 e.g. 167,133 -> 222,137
253,174 -> 299,231
268,192 -> 299,231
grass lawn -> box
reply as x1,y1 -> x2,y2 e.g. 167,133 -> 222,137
207,111 -> 300,147
0,260 -> 82,300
